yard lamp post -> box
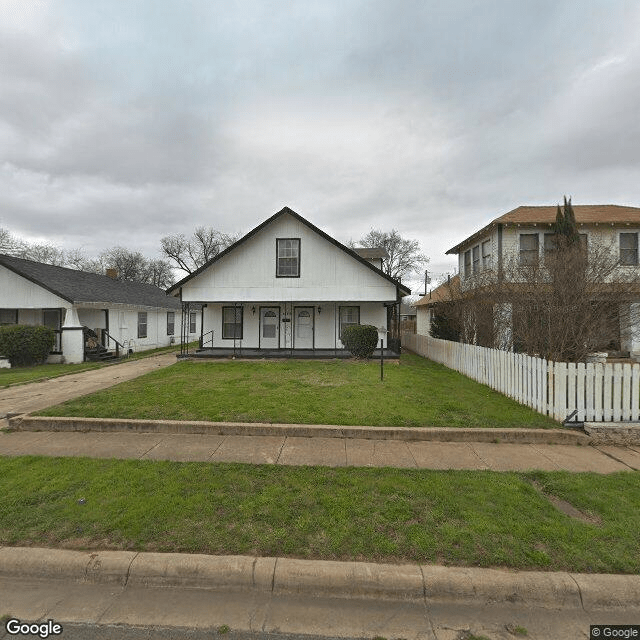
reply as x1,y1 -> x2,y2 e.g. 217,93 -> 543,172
378,326 -> 386,382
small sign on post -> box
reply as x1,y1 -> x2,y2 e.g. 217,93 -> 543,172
378,326 -> 387,382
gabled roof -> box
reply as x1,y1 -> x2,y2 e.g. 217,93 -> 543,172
0,254 -> 180,309
414,275 -> 460,307
446,204 -> 640,254
166,206 -> 411,296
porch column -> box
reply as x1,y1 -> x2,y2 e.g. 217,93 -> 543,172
61,307 -> 84,364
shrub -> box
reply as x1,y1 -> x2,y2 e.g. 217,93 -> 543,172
341,324 -> 379,358
0,325 -> 55,366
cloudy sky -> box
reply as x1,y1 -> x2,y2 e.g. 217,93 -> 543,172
1,0 -> 639,292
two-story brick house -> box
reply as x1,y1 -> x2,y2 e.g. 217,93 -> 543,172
439,204 -> 640,356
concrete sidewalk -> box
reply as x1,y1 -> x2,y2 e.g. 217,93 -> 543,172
0,352 -> 177,418
1,427 -> 639,472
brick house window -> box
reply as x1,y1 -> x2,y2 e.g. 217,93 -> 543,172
519,234 -> 539,265
481,240 -> 491,269
620,233 -> 638,265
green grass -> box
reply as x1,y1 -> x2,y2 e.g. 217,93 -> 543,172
0,342 -> 194,388
37,353 -> 558,428
0,456 -> 638,573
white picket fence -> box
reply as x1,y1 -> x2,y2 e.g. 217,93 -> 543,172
402,333 -> 640,422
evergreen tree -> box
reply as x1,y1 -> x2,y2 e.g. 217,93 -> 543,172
554,196 -> 580,246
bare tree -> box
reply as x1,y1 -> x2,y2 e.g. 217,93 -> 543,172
100,247 -> 175,288
353,229 -> 429,281
161,227 -> 239,275
0,228 -> 17,254
64,248 -> 104,274
17,244 -> 68,266
146,258 -> 175,289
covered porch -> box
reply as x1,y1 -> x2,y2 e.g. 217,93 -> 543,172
188,346 -> 398,359
177,300 -> 402,358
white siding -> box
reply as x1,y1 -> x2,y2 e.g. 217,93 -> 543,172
181,213 -> 398,303
0,265 -> 70,309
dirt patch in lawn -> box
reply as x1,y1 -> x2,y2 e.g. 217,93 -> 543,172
531,480 -> 602,526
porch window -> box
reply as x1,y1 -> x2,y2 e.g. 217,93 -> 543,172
43,309 -> 62,352
0,309 -> 18,325
339,306 -> 360,340
222,306 -> 243,339
620,233 -> 638,265
276,238 -> 300,277
167,312 -> 175,336
472,245 -> 480,273
481,240 -> 491,269
189,311 -> 197,334
519,234 -> 539,266
138,312 -> 147,338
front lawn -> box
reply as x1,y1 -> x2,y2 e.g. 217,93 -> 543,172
37,353 -> 558,428
0,456 -> 637,573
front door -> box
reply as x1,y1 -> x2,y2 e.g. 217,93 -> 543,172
260,307 -> 279,349
294,307 -> 314,349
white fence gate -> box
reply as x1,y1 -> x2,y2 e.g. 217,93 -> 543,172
402,333 -> 640,422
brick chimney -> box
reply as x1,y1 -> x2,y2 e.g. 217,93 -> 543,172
106,268 -> 118,279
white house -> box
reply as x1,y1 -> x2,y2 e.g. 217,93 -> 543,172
167,207 -> 410,356
439,203 -> 640,354
0,254 -> 197,364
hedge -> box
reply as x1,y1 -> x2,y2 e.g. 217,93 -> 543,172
0,325 -> 55,366
341,324 -> 379,358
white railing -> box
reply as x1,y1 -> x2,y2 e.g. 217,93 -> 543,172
402,333 -> 640,422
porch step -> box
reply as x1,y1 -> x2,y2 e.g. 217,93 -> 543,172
85,348 -> 117,362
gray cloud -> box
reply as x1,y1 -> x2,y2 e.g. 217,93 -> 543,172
1,0 -> 639,290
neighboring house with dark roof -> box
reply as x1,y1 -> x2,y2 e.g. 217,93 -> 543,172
167,206 -> 410,356
443,203 -> 640,355
414,276 -> 460,337
352,247 -> 389,271
0,254 -> 192,364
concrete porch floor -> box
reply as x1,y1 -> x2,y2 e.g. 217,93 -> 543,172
187,347 -> 399,359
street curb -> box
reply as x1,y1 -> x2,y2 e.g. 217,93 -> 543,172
8,415 -> 591,445
0,546 -> 638,611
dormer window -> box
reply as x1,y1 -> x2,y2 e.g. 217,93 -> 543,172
276,238 -> 300,277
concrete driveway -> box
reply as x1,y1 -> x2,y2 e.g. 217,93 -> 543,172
0,352 -> 177,418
